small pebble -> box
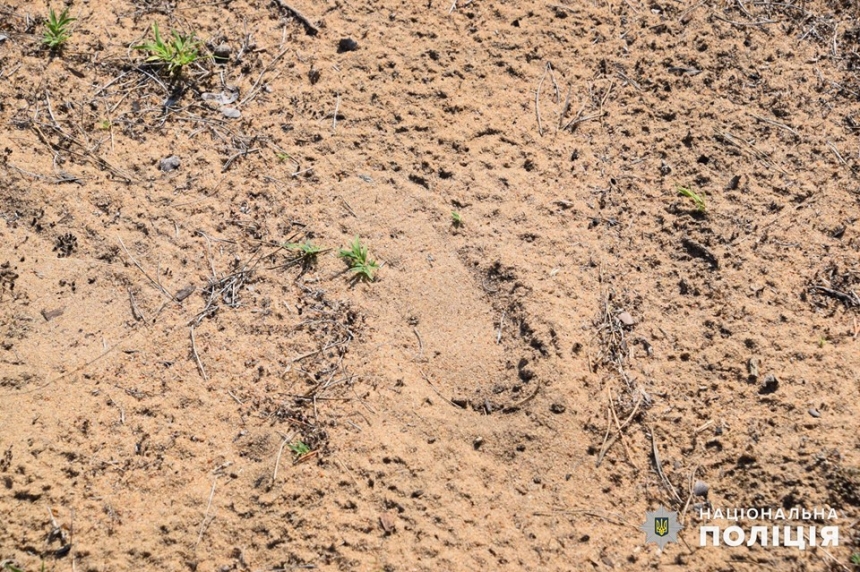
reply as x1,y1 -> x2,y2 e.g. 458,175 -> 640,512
159,155 -> 180,172
748,357 -> 760,379
213,43 -> 231,63
473,436 -> 484,450
759,373 -> 779,395
221,107 -> 241,119
808,407 -> 821,418
693,480 -> 709,497
617,311 -> 635,326
549,403 -> 566,414
337,38 -> 359,53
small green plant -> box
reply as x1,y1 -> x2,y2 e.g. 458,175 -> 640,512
275,152 -> 292,162
285,240 -> 324,269
98,119 -> 111,130
286,240 -> 323,257
289,441 -> 311,459
134,23 -> 200,75
451,211 -> 463,226
42,7 -> 75,49
677,185 -> 706,213
850,553 -> 860,566
339,236 -> 379,282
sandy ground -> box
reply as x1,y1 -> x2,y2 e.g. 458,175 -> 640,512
1,0 -> 859,570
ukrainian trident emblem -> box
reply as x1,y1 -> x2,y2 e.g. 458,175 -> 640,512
641,506 -> 682,549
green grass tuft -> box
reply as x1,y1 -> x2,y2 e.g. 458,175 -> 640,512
677,185 -> 706,213
134,22 -> 201,75
42,7 -> 75,49
289,441 -> 311,459
339,236 -> 379,282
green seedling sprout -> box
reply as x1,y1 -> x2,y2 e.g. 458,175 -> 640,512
42,7 -> 75,49
677,185 -> 706,213
134,22 -> 201,75
338,236 -> 379,282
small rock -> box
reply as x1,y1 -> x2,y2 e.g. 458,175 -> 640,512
201,87 -> 239,105
808,407 -> 821,418
221,107 -> 241,119
159,155 -> 180,172
41,307 -> 65,321
747,357 -> 760,380
379,512 -> 396,534
726,175 -> 741,190
213,43 -> 231,63
693,480 -> 709,497
174,285 -> 196,302
0,34 -> 7,42
337,38 -> 359,53
549,403 -> 566,414
473,436 -> 484,450
617,311 -> 635,326
759,374 -> 778,395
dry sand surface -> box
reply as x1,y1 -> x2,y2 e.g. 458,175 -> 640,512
1,0 -> 859,570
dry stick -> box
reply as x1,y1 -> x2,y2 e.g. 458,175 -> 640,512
337,196 -> 358,217
420,369 -> 458,407
195,477 -> 217,547
222,148 -> 261,172
273,0 -> 320,35
92,71 -> 130,98
272,431 -> 297,485
713,13 -> 776,27
190,325 -> 208,381
535,65 -> 549,136
117,237 -> 174,302
412,327 -> 424,360
747,112 -> 799,137
126,287 -> 145,322
534,509 -> 639,530
31,123 -> 135,182
596,407 -> 615,467
561,108 -> 599,132
827,141 -> 847,164
557,84 -> 572,132
496,310 -> 506,343
44,91 -> 62,131
608,387 -> 638,470
620,392 -> 642,428
7,163 -> 75,184
598,80 -> 614,118
239,47 -> 291,106
680,465 -> 700,522
648,426 -> 683,505
547,63 -> 560,104
332,93 -> 341,132
503,380 -> 540,411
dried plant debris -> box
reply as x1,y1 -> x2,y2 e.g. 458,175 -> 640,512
0,262 -> 18,295
53,233 -> 77,257
808,263 -> 860,309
